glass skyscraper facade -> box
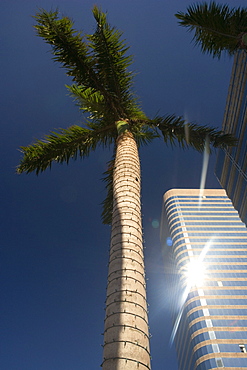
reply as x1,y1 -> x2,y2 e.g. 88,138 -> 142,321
215,50 -> 247,226
162,189 -> 247,369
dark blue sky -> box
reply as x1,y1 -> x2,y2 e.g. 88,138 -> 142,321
1,1 -> 245,369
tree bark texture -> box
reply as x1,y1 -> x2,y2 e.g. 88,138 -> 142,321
102,132 -> 151,369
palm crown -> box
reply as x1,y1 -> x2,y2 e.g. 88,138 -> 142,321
175,1 -> 247,58
17,6 -> 236,224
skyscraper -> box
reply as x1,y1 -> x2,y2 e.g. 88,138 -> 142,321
162,189 -> 247,369
215,50 -> 247,226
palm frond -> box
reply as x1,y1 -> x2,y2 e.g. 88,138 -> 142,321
88,6 -> 138,118
34,10 -> 102,89
101,155 -> 115,225
130,121 -> 159,147
17,125 -> 108,175
67,84 -> 109,121
150,114 -> 237,151
175,2 -> 247,58
34,8 -> 144,122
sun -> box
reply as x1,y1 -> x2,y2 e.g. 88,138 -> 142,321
184,259 -> 206,288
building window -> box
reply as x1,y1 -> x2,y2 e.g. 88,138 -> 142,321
216,358 -> 224,367
239,344 -> 247,353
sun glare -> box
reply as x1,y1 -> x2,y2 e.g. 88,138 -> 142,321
184,260 -> 206,287
170,240 -> 213,345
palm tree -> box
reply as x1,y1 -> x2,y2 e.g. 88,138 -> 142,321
175,1 -> 247,58
17,7 -> 236,369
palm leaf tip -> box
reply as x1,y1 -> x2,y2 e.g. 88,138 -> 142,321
17,126 -> 102,175
210,132 -> 238,149
92,5 -> 106,24
33,8 -> 99,88
17,142 -> 60,175
88,5 -> 136,119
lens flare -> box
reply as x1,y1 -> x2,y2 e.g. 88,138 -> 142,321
166,237 -> 173,247
199,135 -> 210,206
184,112 -> 190,144
152,219 -> 159,228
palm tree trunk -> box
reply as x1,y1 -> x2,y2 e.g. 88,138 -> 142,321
102,131 -> 151,369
